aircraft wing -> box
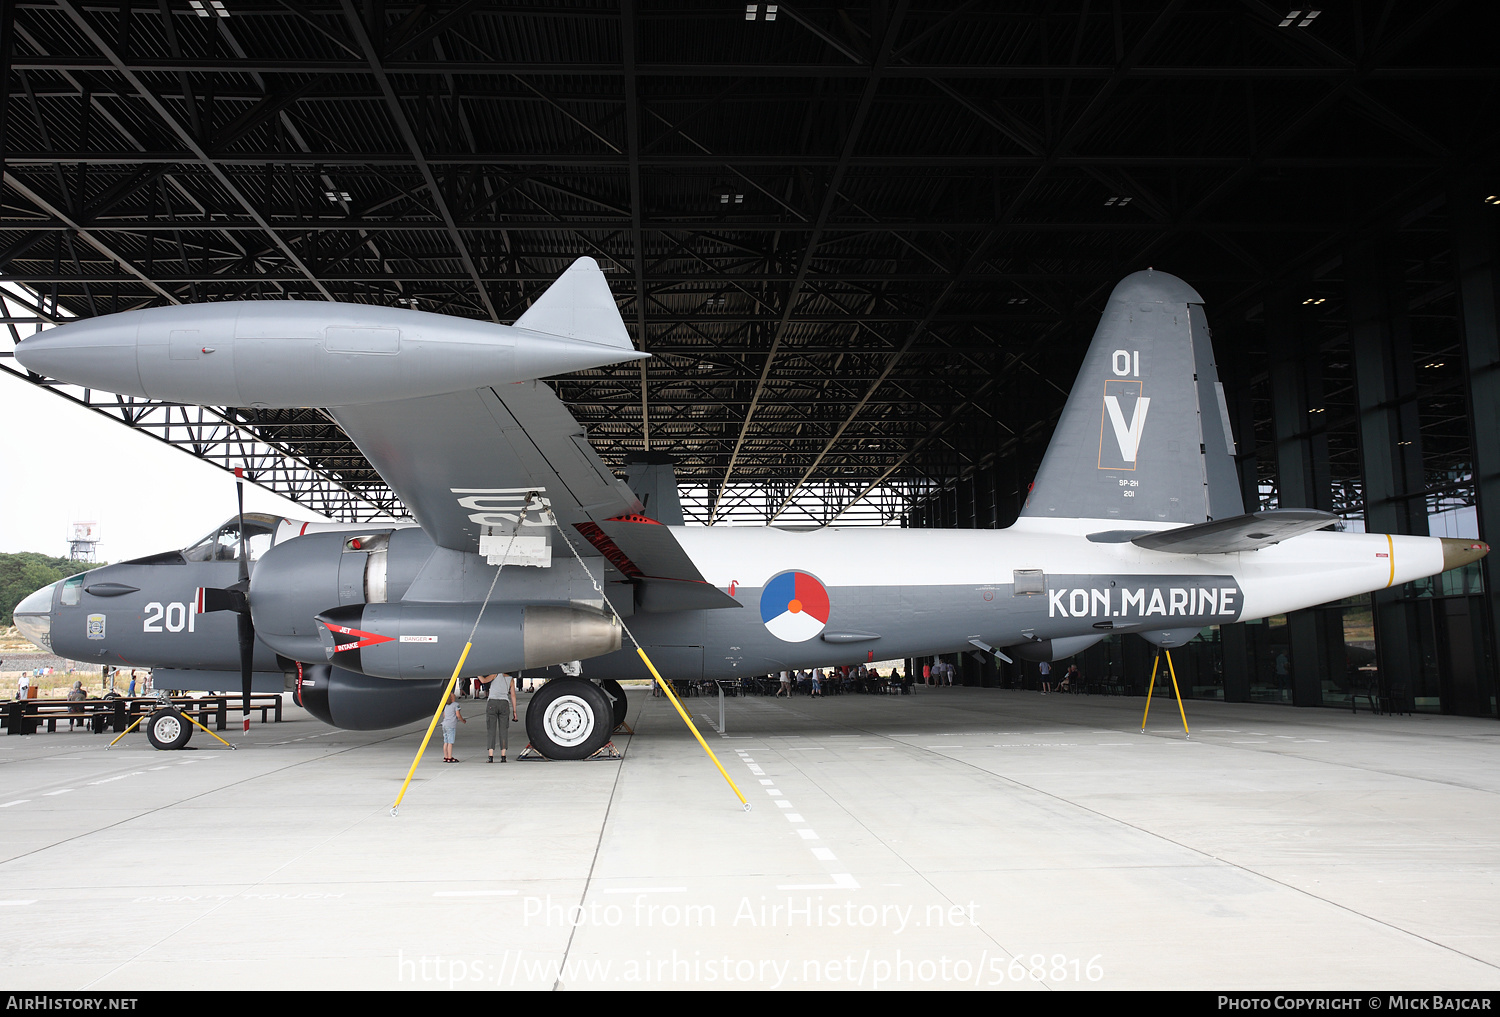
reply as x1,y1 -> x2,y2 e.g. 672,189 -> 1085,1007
1116,508 -> 1340,554
330,380 -> 643,554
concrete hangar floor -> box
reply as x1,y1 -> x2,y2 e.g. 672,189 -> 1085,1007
1,686 -> 1497,991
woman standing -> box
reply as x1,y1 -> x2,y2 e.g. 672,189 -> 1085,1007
486,672 -> 519,763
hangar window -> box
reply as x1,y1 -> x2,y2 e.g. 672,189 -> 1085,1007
1013,569 -> 1046,595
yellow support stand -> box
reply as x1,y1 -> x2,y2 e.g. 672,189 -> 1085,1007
106,714 -> 144,748
108,707 -> 237,749
1140,647 -> 1191,739
390,642 -> 472,816
179,708 -> 237,749
636,647 -> 750,811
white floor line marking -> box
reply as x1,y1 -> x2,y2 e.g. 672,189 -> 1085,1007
0,900 -> 37,906
43,789 -> 74,796
786,814 -> 804,822
926,745 -> 963,749
777,873 -> 859,891
148,766 -> 169,771
775,800 -> 792,809
758,779 -> 774,785
747,764 -> 765,775
766,789 -> 783,796
811,848 -> 837,862
796,829 -> 818,840
602,887 -> 686,895
432,890 -> 519,897
0,800 -> 29,808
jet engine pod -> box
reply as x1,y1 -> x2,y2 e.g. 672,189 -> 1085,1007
1008,634 -> 1106,662
251,531 -> 394,661
293,663 -> 447,730
315,601 -> 621,679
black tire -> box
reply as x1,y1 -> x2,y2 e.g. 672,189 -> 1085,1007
145,709 -> 192,750
598,679 -> 628,728
524,679 -> 611,760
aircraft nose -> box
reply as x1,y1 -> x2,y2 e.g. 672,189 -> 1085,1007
13,311 -> 148,397
1440,538 -> 1490,572
12,580 -> 58,652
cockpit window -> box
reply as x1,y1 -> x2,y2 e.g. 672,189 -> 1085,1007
60,575 -> 82,606
183,514 -> 278,563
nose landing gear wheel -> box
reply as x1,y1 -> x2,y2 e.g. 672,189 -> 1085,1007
524,678 -> 611,760
145,709 -> 193,750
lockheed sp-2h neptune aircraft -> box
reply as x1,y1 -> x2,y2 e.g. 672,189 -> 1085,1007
12,258 -> 1488,757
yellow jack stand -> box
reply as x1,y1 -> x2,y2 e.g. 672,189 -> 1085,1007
1140,648 -> 1191,739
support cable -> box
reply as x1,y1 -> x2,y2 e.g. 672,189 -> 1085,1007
391,495 -> 533,815
550,514 -> 749,811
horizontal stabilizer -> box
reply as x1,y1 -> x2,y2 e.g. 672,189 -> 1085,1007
514,256 -> 634,350
1127,508 -> 1338,554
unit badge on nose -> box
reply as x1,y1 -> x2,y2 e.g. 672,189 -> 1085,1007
760,570 -> 830,642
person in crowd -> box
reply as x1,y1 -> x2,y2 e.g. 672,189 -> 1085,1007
66,680 -> 87,730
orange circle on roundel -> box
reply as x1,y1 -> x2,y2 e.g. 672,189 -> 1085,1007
788,599 -> 803,614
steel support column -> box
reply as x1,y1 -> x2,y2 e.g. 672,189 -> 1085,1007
1267,282 -> 1333,707
0,0 -> 12,197
1347,233 -> 1428,710
1450,175 -> 1500,717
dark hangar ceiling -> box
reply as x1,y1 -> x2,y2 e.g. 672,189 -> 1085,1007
0,1 -> 1495,526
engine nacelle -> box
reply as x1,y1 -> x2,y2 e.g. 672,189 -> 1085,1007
315,601 -> 621,679
251,528 -> 429,661
293,664 -> 447,730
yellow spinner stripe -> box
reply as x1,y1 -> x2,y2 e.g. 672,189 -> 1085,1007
1386,533 -> 1395,588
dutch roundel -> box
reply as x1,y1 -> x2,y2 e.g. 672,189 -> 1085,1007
759,570 -> 831,642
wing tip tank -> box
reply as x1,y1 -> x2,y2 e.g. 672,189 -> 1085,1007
1440,537 -> 1490,572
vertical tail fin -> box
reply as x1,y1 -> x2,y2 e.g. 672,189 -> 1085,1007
1021,269 -> 1242,524
622,452 -> 686,525
513,256 -> 633,350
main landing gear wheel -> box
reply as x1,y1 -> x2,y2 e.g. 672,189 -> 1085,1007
525,678 -> 611,760
598,678 -> 628,728
145,708 -> 193,750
